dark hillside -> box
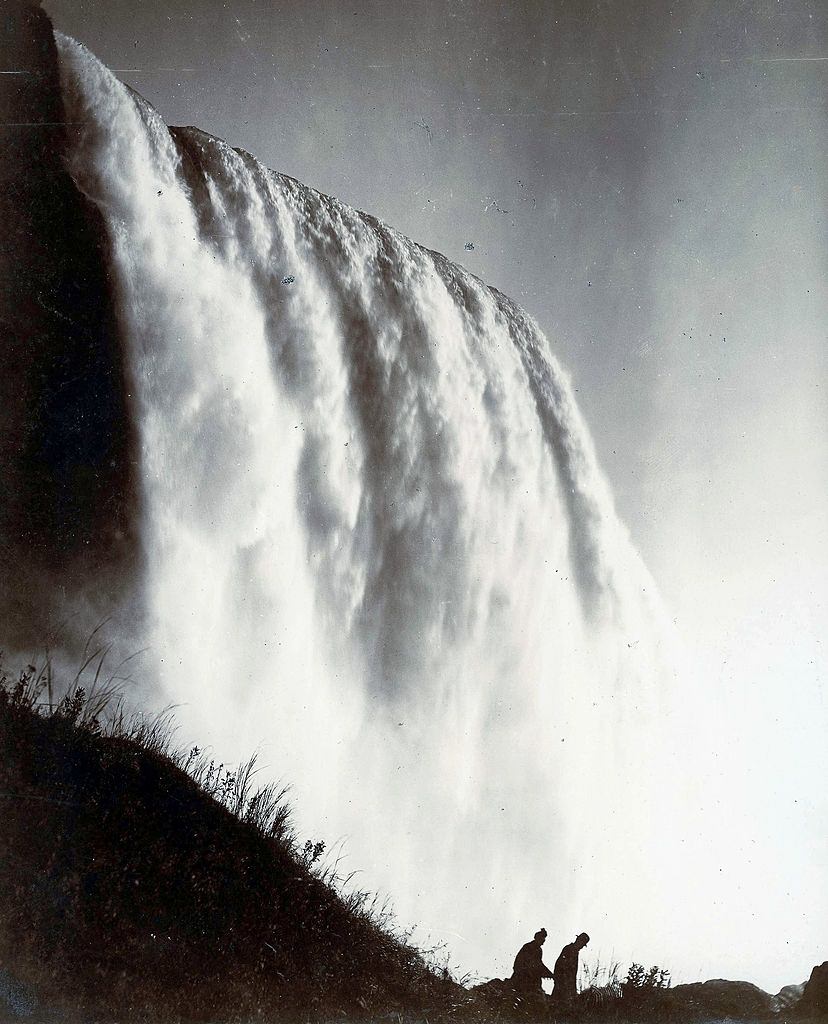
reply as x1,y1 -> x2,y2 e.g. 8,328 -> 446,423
0,678 -> 456,1022
1,670 -> 822,1024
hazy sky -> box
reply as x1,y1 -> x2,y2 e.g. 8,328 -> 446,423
44,0 -> 827,990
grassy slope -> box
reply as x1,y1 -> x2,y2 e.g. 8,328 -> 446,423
0,678 -> 457,1022
0,668 -> 819,1024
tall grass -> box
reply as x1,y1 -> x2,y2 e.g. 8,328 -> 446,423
174,744 -> 297,846
0,645 -> 302,845
0,643 -> 455,994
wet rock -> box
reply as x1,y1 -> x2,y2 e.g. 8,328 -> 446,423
772,982 -> 805,1013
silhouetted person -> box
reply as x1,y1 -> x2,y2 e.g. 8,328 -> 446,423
511,928 -> 553,997
552,932 -> 590,1007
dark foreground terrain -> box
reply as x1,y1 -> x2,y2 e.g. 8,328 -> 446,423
1,662 -> 826,1024
0,666 -> 457,1023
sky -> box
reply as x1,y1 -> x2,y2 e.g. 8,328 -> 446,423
44,0 -> 827,992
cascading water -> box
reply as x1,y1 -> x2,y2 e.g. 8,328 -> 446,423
54,33 -> 694,978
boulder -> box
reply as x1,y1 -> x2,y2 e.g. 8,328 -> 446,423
665,979 -> 774,1019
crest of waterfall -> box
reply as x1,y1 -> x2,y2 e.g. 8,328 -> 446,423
55,33 -> 691,978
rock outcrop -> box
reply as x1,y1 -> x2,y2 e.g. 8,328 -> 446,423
773,983 -> 806,1013
797,963 -> 828,1018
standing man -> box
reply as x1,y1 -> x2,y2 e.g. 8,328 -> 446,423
510,928 -> 553,997
552,931 -> 590,1007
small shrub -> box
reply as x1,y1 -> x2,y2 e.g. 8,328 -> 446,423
620,962 -> 672,1019
625,963 -> 671,991
302,839 -> 326,867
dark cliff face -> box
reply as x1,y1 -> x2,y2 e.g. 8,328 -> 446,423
797,962 -> 828,1017
0,2 -> 139,645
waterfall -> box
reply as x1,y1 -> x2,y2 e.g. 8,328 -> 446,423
54,33 -> 685,978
